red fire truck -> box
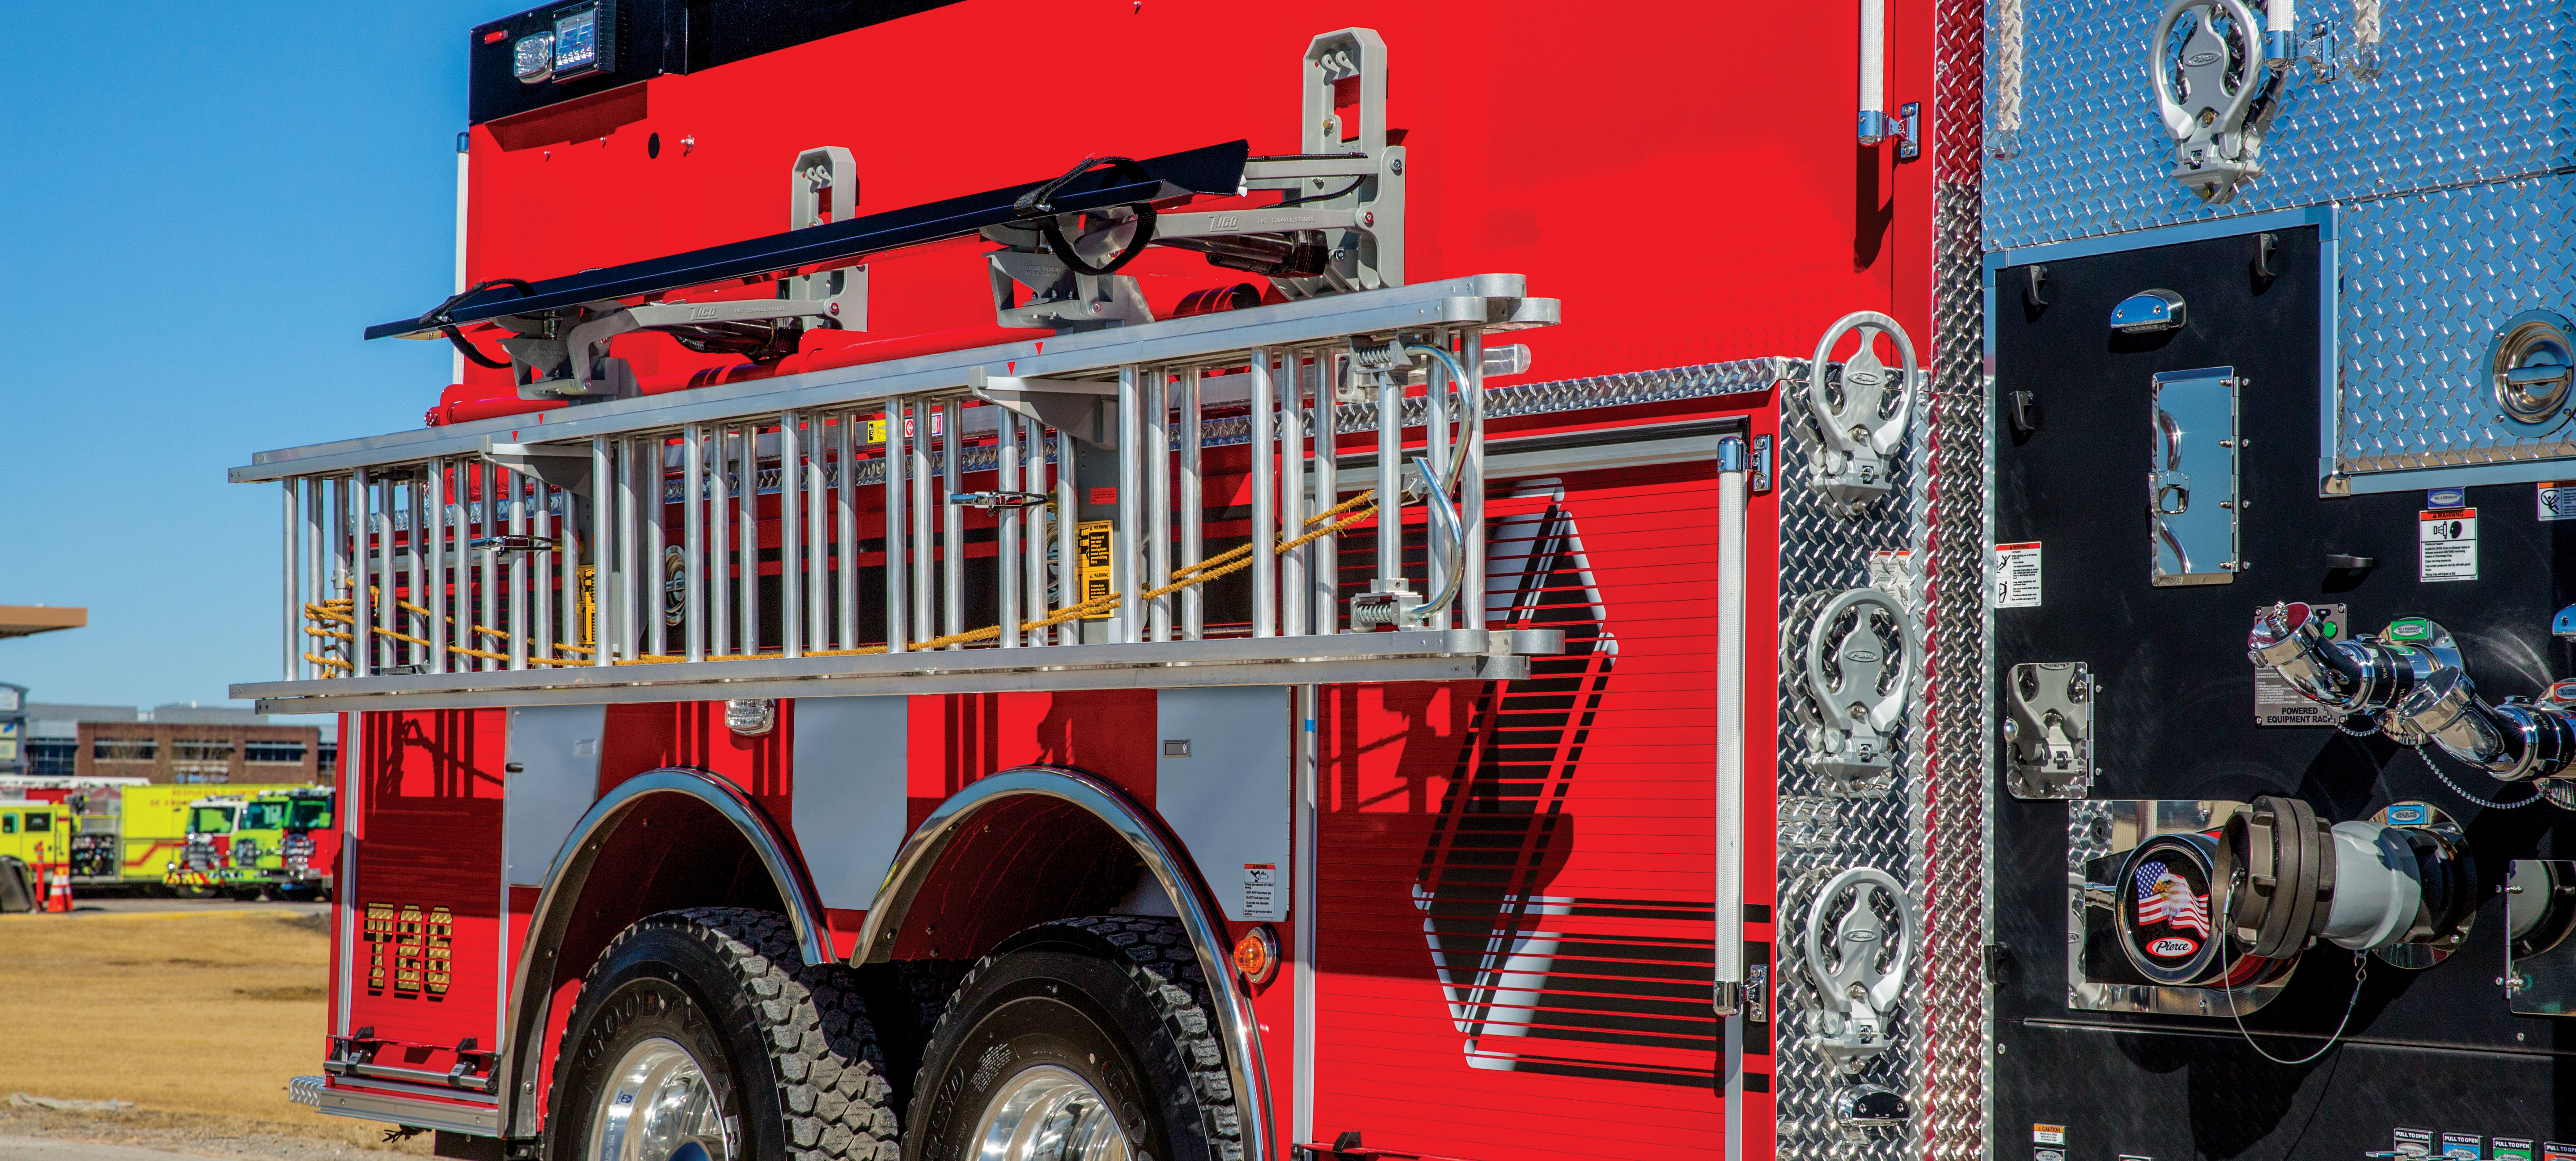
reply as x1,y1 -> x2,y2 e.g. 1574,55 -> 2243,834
246,0 -> 2576,1157
252,0 -> 1950,1158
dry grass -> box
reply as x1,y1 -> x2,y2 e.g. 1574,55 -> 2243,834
0,910 -> 428,1154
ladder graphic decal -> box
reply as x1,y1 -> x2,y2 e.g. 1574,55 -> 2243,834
1411,479 -> 1720,1087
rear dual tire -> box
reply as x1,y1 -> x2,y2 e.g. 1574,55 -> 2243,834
547,908 -> 899,1161
549,911 -> 1242,1161
905,916 -> 1242,1161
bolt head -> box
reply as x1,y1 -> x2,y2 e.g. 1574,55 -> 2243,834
1362,211 -> 1375,227
1390,158 -> 1404,175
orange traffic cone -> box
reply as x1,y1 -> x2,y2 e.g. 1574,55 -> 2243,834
44,867 -> 72,913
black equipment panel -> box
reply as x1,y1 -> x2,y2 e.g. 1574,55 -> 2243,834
1991,224 -> 2576,1158
470,0 -> 964,125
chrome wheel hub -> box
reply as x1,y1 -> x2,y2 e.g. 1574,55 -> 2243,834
972,1064 -> 1131,1161
590,1037 -> 731,1161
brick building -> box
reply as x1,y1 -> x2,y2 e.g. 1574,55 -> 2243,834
23,704 -> 330,786
78,721 -> 322,784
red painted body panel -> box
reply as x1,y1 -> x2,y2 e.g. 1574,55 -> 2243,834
346,710 -> 508,1093
322,0 -> 1933,1151
447,0 -> 1922,419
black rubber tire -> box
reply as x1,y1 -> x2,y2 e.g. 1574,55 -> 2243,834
904,915 -> 1241,1161
850,958 -> 971,1117
0,858 -> 32,914
546,907 -> 899,1161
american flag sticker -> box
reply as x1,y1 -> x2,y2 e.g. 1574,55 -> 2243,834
2133,859 -> 2212,949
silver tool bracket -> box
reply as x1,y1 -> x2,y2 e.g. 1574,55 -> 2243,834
2006,661 -> 2095,800
1789,587 -> 1915,796
2151,0 -> 2289,204
509,145 -> 869,400
1797,312 -> 1917,506
984,26 -> 1406,333
1798,865 -> 1917,1073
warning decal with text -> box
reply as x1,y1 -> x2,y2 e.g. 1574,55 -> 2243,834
2419,508 -> 2478,582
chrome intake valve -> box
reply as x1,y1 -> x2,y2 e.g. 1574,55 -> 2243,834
2248,602 -> 2576,788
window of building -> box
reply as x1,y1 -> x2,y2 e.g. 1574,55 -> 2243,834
93,738 -> 156,762
27,740 -> 76,779
173,739 -> 235,763
243,741 -> 306,764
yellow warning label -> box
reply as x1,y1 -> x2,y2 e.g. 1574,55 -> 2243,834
864,417 -> 888,445
576,565 -> 597,646
1076,520 -> 1114,619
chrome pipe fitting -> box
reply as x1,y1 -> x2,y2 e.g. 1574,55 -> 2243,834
2246,602 -> 2415,718
2250,602 -> 2576,787
2396,669 -> 2576,783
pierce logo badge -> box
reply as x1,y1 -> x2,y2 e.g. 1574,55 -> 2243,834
2148,936 -> 2199,958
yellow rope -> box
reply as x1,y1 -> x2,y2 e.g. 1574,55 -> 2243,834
611,490 -> 1378,665
304,585 -> 590,669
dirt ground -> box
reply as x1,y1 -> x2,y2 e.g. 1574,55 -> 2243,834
0,908 -> 429,1160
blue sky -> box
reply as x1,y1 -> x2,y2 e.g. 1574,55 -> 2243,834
0,2 -> 499,710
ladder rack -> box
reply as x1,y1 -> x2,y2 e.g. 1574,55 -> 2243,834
234,275 -> 1566,712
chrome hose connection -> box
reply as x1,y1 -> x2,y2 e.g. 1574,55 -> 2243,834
2246,602 -> 2417,719
2250,601 -> 2576,786
2394,669 -> 2576,783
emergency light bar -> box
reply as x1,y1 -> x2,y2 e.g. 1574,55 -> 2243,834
366,139 -> 1252,341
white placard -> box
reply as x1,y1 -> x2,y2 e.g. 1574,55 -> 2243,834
2540,482 -> 2576,521
2419,508 -> 2478,582
1994,542 -> 2042,608
1242,864 -> 1280,921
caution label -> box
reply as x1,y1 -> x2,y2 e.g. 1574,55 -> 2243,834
1076,519 -> 1115,618
576,565 -> 598,646
1243,864 -> 1280,921
2540,482 -> 2576,521
1994,543 -> 2042,609
2419,508 -> 2479,582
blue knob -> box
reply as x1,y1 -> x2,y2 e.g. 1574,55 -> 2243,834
2555,604 -> 2576,640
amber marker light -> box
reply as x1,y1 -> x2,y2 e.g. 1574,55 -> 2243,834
1234,925 -> 1280,986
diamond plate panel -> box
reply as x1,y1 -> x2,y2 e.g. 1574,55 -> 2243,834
1772,386 -> 1926,1161
2332,178 -> 2576,475
1989,0 -> 2576,481
1985,0 -> 2576,250
1925,0 -> 1994,1155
